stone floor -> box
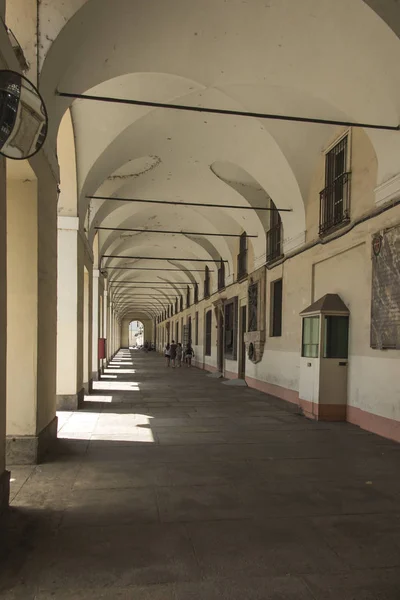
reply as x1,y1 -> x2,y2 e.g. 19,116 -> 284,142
1,349 -> 400,599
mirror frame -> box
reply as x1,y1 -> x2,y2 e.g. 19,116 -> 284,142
0,69 -> 48,160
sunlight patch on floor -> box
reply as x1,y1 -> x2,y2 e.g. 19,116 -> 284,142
93,381 -> 141,391
104,368 -> 137,374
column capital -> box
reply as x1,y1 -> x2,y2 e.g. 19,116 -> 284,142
57,216 -> 79,231
93,269 -> 100,278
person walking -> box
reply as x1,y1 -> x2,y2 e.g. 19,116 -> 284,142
143,340 -> 149,353
170,339 -> 177,367
176,342 -> 183,367
185,342 -> 194,367
164,343 -> 171,367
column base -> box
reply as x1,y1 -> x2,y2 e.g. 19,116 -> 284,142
56,387 -> 85,411
0,469 -> 10,514
82,379 -> 93,394
6,416 -> 58,465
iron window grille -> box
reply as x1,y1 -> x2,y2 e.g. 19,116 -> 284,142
271,279 -> 283,337
218,259 -> 225,290
237,232 -> 248,280
224,297 -> 238,359
186,285 -> 190,308
204,266 -> 210,299
267,202 -> 283,263
195,311 -> 199,345
248,282 -> 258,332
320,136 -> 351,235
205,310 -> 212,355
180,295 -> 183,312
194,282 -> 199,304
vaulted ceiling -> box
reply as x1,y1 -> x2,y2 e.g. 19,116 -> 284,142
22,0 -> 400,319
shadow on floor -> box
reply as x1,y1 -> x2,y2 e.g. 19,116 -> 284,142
1,349 -> 400,599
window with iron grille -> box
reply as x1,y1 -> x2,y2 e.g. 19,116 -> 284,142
224,297 -> 238,359
270,279 -> 283,337
195,311 -> 199,345
194,282 -> 199,304
218,259 -> 225,290
175,297 -> 178,314
237,232 -> 248,280
186,285 -> 190,308
320,135 -> 350,235
205,310 -> 212,356
175,320 -> 179,342
204,266 -> 210,298
267,201 -> 283,263
248,282 -> 258,332
180,295 -> 183,312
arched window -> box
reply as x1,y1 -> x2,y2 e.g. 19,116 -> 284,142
237,232 -> 247,280
186,285 -> 190,308
218,258 -> 225,290
267,200 -> 283,262
204,266 -> 210,298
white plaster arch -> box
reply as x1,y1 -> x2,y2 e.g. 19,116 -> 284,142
57,109 -> 78,216
39,0 -> 400,197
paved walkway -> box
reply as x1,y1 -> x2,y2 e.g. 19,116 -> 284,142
1,349 -> 400,599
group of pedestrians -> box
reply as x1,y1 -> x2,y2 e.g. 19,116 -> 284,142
164,340 -> 195,368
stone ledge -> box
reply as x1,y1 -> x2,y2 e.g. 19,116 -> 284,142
56,387 -> 85,411
6,416 -> 58,465
0,469 -> 10,515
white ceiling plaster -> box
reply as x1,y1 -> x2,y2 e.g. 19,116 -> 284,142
34,0 -> 400,316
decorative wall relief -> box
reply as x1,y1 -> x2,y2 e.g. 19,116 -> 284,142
244,267 -> 266,363
370,224 -> 400,349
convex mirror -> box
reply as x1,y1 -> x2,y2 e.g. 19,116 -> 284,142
0,70 -> 48,159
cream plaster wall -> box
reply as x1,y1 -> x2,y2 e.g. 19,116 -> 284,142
36,166 -> 58,433
0,9 -> 5,500
6,178 -> 38,436
56,219 -> 79,396
156,176 -> 400,427
263,203 -> 400,421
77,235 -> 93,391
0,157 -> 6,475
121,319 -> 130,347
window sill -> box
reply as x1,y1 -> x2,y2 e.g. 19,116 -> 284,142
236,273 -> 248,283
319,218 -> 350,238
266,254 -> 284,266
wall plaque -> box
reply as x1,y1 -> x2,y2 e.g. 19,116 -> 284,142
370,225 -> 400,349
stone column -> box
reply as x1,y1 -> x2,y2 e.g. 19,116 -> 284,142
0,156 -> 9,510
107,301 -> 113,360
91,269 -> 100,380
6,167 -> 58,464
56,216 -> 82,410
102,290 -> 108,371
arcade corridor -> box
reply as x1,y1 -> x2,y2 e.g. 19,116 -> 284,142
2,350 -> 400,599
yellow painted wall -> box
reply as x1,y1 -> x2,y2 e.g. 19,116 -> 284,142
6,178 -> 38,436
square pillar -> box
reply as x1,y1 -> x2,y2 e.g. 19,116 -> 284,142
56,216 -> 83,410
6,167 -> 58,465
0,156 -> 9,510
92,269 -> 100,380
